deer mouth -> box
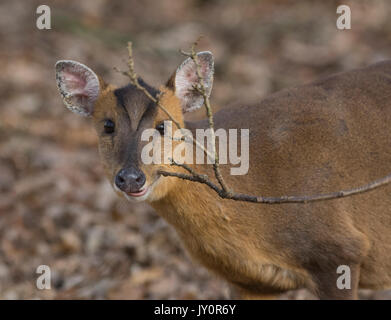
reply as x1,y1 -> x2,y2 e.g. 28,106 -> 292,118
126,187 -> 148,197
118,175 -> 162,202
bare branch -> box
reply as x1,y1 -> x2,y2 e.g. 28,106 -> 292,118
187,40 -> 231,194
115,42 -> 216,162
114,43 -> 182,131
159,168 -> 391,204
118,40 -> 391,205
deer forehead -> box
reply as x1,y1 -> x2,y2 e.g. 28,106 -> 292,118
94,86 -> 154,128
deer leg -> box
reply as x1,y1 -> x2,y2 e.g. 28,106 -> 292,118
238,290 -> 278,300
309,263 -> 360,300
231,283 -> 284,300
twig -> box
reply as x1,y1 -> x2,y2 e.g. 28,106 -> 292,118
187,39 -> 231,195
114,43 -> 181,131
159,167 -> 391,204
117,40 -> 391,205
115,43 -> 216,162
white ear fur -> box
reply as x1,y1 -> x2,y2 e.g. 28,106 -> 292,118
55,60 -> 100,116
174,51 -> 214,113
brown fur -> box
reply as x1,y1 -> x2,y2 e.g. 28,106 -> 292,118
90,61 -> 391,299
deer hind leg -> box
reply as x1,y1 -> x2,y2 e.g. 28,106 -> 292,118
241,293 -> 278,300
295,208 -> 370,300
309,263 -> 361,300
230,283 -> 285,300
304,231 -> 368,300
236,289 -> 278,300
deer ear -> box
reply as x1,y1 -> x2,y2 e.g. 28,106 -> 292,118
55,60 -> 100,116
171,51 -> 214,113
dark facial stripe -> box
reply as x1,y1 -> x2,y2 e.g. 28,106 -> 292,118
114,78 -> 159,108
114,78 -> 159,130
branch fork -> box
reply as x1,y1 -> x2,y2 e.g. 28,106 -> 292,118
115,40 -> 391,205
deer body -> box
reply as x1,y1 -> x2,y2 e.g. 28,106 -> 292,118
56,54 -> 391,299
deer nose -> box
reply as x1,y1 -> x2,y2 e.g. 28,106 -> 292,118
115,167 -> 146,193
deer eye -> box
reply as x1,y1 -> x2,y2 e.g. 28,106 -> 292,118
104,119 -> 115,134
156,122 -> 165,135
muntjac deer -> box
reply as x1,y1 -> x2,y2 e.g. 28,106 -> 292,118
55,53 -> 391,299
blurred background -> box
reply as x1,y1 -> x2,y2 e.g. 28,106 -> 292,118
1,0 -> 391,299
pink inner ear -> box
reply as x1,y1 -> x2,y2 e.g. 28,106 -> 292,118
184,63 -> 198,83
199,61 -> 208,75
175,53 -> 213,113
63,70 -> 87,95
183,61 -> 211,87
